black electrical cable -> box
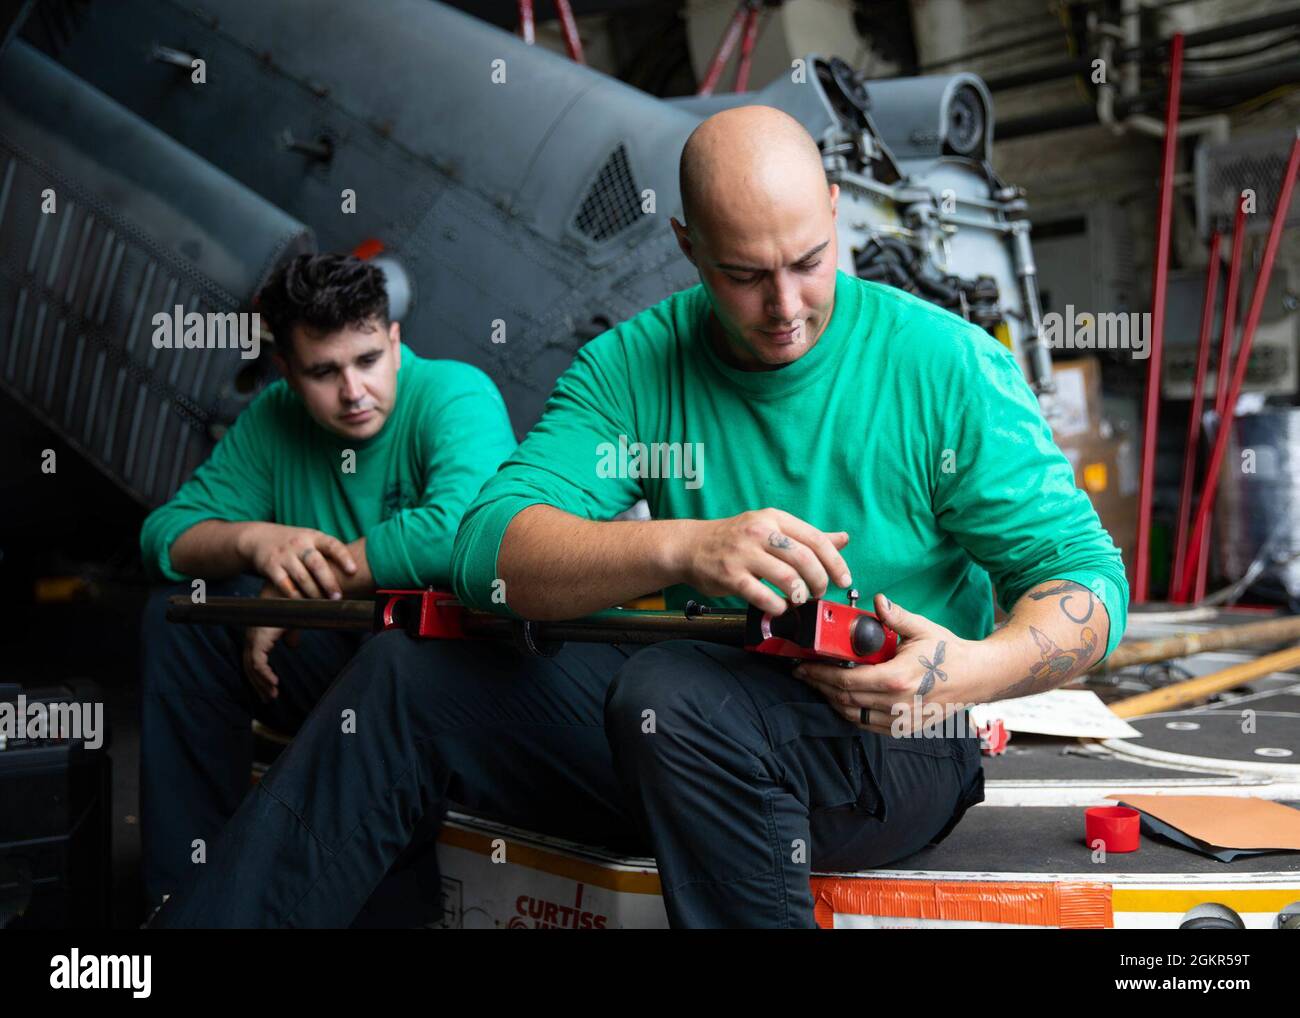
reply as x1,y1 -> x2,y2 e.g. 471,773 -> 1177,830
917,27 -> 1067,72
986,6 -> 1300,91
997,55 -> 1300,137
1180,88 -> 1297,116
1060,0 -> 1228,8
1138,661 -> 1195,690
1183,29 -> 1300,62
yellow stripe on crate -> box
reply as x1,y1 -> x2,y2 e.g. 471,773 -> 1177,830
439,826 -> 663,895
1114,887 -> 1300,912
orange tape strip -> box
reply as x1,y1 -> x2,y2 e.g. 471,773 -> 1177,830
811,877 -> 1113,928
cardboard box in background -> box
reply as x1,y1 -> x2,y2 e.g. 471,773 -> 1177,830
1050,357 -> 1104,438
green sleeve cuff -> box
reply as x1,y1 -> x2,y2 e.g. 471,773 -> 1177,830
363,522 -> 403,589
141,513 -> 220,583
451,496 -> 550,616
155,530 -> 187,582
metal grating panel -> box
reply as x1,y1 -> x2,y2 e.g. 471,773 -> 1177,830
0,43 -> 312,507
573,144 -> 642,243
0,157 -> 220,506
1196,130 -> 1300,237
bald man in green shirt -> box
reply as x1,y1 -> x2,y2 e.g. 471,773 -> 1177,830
154,109 -> 1127,929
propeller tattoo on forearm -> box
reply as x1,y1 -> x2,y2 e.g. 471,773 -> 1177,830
997,580 -> 1101,699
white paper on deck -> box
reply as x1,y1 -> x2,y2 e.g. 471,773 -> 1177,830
969,689 -> 1143,739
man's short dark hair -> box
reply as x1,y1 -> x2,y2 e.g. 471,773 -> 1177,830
256,253 -> 389,360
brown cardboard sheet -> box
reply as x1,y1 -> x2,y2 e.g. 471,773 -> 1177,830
1106,794 -> 1300,851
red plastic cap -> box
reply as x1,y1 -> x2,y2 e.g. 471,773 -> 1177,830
1085,805 -> 1141,853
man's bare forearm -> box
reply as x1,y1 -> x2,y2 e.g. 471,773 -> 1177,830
967,579 -> 1111,703
497,504 -> 692,619
337,537 -> 374,596
170,520 -> 367,598
168,520 -> 260,579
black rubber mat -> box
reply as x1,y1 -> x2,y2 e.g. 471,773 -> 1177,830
1127,688 -> 1300,765
883,802 -> 1300,874
980,734 -> 1236,781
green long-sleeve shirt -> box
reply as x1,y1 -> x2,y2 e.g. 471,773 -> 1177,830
452,270 -> 1129,659
141,345 -> 517,588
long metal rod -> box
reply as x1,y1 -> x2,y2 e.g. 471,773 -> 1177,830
697,3 -> 748,96
517,0 -> 535,46
1193,201 -> 1249,600
1134,32 -> 1184,603
1109,643 -> 1300,719
1176,131 -> 1300,603
734,4 -> 761,93
465,615 -> 750,646
166,595 -> 750,645
1096,612 -> 1300,672
553,0 -> 585,65
1170,229 -> 1221,601
166,596 -> 376,630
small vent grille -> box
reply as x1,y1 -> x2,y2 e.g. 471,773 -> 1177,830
574,145 -> 642,243
1196,131 -> 1300,236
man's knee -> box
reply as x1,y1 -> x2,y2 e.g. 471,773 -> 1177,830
605,641 -> 751,752
140,577 -> 263,697
141,582 -> 189,639
141,583 -> 214,697
332,629 -> 468,721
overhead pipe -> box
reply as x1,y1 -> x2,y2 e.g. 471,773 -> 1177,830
917,27 -> 1068,73
997,56 -> 1300,139
985,6 -> 1300,94
1095,26 -> 1227,142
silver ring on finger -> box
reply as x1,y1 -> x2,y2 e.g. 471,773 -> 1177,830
299,547 -> 316,563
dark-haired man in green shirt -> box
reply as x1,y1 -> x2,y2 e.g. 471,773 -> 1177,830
138,253 -> 515,909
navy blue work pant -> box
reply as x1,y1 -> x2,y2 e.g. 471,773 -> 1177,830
151,624 -> 985,929
139,577 -> 366,907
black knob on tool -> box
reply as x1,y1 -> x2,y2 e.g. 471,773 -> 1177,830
850,615 -> 886,657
